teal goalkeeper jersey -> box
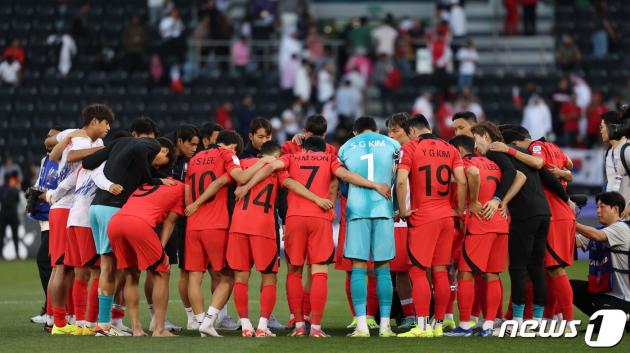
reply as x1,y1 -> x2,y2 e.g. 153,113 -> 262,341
338,131 -> 401,221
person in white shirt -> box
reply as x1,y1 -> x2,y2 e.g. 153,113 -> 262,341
293,59 -> 312,105
372,14 -> 398,57
159,8 -> 184,40
412,91 -> 435,127
522,94 -> 552,140
456,40 -> 478,90
58,33 -> 77,77
0,55 -> 21,85
317,63 -> 335,104
449,0 -> 467,38
335,79 -> 362,124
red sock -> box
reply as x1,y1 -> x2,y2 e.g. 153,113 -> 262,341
72,280 -> 88,322
505,295 -> 513,320
554,274 -> 574,321
366,276 -> 378,316
111,306 -> 125,320
446,287 -> 456,315
432,270 -> 450,320
524,280 -> 534,319
543,277 -> 557,319
457,278 -> 474,322
260,284 -> 276,319
286,273 -> 304,322
401,297 -> 415,318
497,278 -> 504,319
409,267 -> 431,316
345,274 -> 356,316
66,288 -> 74,316
310,273 -> 328,325
303,291 -> 311,318
46,287 -> 52,316
472,275 -> 485,317
87,278 -> 99,323
52,306 -> 67,327
233,282 -> 249,319
485,279 -> 502,321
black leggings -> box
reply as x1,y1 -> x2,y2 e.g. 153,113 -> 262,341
0,215 -> 20,257
509,215 -> 550,307
36,230 -> 52,308
571,279 -> 630,333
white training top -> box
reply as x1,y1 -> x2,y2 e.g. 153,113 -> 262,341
49,129 -> 77,209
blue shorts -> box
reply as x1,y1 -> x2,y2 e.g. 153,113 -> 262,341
343,217 -> 395,262
89,205 -> 120,255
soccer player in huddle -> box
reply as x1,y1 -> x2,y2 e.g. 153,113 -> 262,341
396,115 -> 467,338
338,117 -> 399,338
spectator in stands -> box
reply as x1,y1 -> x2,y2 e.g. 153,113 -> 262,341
148,0 -> 167,27
250,0 -> 279,40
216,101 -> 233,130
586,92 -> 606,147
522,93 -> 552,140
456,39 -> 478,90
336,79 -> 362,128
317,62 -> 335,106
206,1 -> 233,71
621,78 -> 630,103
374,53 -> 400,115
551,77 -> 571,139
455,87 -> 485,121
234,95 -> 255,138
279,31 -> 302,72
150,52 -> 165,84
281,101 -> 302,139
449,0 -> 467,38
503,0 -> 519,35
122,15 -> 147,73
344,47 -> 372,85
436,90 -> 456,138
349,17 -> 371,53
294,59 -> 312,105
0,55 -> 21,86
192,15 -> 210,60
555,35 -> 581,73
0,155 -> 22,187
0,171 -> 21,259
3,39 -> 25,67
71,2 -> 91,53
57,32 -> 77,77
559,92 -> 582,147
431,27 -> 452,99
231,35 -> 251,76
321,98 -> 339,135
521,0 -> 538,35
412,91 -> 435,127
95,40 -> 117,71
372,13 -> 398,58
305,25 -> 324,64
593,0 -> 617,59
571,74 -> 592,119
159,8 -> 186,63
281,52 -> 300,97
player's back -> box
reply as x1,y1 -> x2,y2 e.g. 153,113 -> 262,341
230,158 -> 286,238
464,155 -> 508,234
529,140 -> 573,221
400,134 -> 463,225
186,147 -> 234,230
338,131 -> 400,220
117,181 -> 185,228
282,140 -> 338,156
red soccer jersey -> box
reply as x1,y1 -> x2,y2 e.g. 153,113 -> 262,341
229,158 -> 288,239
185,147 -> 241,231
529,140 -> 575,221
281,140 -> 338,156
117,181 -> 185,228
560,102 -> 581,132
399,134 -> 464,226
280,152 -> 342,220
463,155 -> 509,234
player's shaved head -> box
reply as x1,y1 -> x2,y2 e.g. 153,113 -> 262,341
353,116 -> 378,134
303,136 -> 326,152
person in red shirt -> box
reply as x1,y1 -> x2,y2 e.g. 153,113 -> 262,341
396,115 -> 467,338
493,126 -> 577,323
559,93 -> 581,147
446,135 -> 513,336
226,141 -> 334,337
107,180 -> 185,337
182,130 -> 275,337
586,92 -> 607,147
3,38 -> 25,66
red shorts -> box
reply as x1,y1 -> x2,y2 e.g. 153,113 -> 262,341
451,227 -> 465,267
408,217 -> 454,268
227,232 -> 278,272
544,219 -> 576,268
390,227 -> 410,272
64,226 -> 99,268
459,233 -> 508,273
184,229 -> 228,272
49,208 -> 70,266
107,214 -> 170,272
284,216 -> 334,266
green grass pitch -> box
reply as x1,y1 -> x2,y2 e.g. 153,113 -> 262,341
0,260 -> 628,353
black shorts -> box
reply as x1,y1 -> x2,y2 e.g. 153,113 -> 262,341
162,219 -> 186,268
508,215 -> 550,271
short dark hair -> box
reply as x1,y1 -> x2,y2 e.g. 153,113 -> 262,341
157,137 -> 176,169
199,123 -> 224,139
176,124 -> 199,143
130,116 -> 159,136
386,112 -> 410,134
303,136 -> 327,152
502,129 -> 529,144
216,130 -> 245,155
260,140 -> 281,156
452,111 -> 477,123
106,130 -> 132,143
449,135 -> 475,153
305,115 -> 327,136
51,126 -> 66,132
596,191 -> 626,216
81,103 -> 115,127
353,116 -> 378,133
602,110 -> 621,125
407,114 -> 431,130
471,121 -> 504,142
250,118 -> 272,135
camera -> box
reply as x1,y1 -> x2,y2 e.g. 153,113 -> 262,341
25,187 -> 43,216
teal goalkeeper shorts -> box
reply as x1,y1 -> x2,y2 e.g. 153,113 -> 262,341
89,205 -> 121,255
343,217 -> 395,262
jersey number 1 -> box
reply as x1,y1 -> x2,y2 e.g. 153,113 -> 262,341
361,153 -> 374,181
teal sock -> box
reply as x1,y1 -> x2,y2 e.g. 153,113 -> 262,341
512,304 -> 525,319
374,267 -> 393,318
350,268 -> 368,317
98,295 -> 114,324
533,305 -> 544,319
